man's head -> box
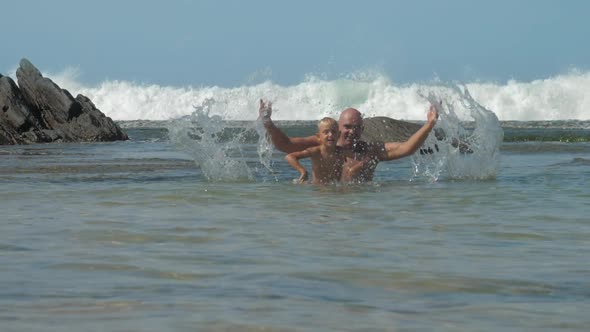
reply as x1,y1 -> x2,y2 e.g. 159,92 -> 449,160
337,108 -> 364,149
317,117 -> 340,148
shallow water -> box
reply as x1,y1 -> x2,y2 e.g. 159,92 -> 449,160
1,123 -> 589,331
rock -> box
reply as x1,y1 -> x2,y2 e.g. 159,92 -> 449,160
362,116 -> 472,154
0,58 -> 128,144
361,116 -> 423,142
70,94 -> 128,141
0,75 -> 48,144
362,116 -> 442,155
16,59 -> 79,127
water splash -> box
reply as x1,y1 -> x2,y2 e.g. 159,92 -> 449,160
167,99 -> 254,182
167,98 -> 277,182
412,85 -> 504,181
254,122 -> 274,172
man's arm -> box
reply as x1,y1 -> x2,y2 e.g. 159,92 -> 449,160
259,99 -> 319,153
285,149 -> 313,183
377,104 -> 439,161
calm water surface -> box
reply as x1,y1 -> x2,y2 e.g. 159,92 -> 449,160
1,124 -> 589,331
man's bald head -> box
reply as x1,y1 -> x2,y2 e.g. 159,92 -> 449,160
337,108 -> 364,148
339,108 -> 363,123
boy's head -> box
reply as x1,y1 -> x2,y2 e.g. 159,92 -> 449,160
317,117 -> 340,147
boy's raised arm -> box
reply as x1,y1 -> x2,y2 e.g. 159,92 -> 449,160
259,99 -> 319,153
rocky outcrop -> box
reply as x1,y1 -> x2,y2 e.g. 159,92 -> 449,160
362,116 -> 442,154
363,116 -> 472,154
362,116 -> 423,142
0,58 -> 128,144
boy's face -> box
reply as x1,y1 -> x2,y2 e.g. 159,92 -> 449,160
318,123 -> 340,147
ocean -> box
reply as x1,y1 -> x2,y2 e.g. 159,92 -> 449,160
1,75 -> 589,331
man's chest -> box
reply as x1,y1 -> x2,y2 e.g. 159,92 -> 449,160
343,153 -> 378,173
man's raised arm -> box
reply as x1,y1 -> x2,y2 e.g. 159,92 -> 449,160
259,99 -> 319,153
378,104 -> 439,161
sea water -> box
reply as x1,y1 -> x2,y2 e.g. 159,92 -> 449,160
1,76 -> 589,331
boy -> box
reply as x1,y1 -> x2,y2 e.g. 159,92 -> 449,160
285,117 -> 344,184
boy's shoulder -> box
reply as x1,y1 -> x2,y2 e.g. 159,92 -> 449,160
306,146 -> 323,154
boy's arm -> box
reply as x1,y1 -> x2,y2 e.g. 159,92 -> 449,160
285,149 -> 313,183
377,104 -> 439,161
259,99 -> 319,153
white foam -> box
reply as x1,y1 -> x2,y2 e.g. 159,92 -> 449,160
40,68 -> 590,121
466,71 -> 590,121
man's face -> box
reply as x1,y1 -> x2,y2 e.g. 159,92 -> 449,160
338,111 -> 363,148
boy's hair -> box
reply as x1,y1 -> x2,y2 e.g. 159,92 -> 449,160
317,117 -> 338,131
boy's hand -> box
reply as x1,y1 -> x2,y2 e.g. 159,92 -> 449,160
297,171 -> 309,184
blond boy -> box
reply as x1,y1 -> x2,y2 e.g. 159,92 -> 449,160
285,117 -> 344,184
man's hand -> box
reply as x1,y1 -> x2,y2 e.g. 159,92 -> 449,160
427,102 -> 440,124
259,99 -> 272,124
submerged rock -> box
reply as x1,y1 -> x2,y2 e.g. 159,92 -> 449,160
0,58 -> 128,144
362,116 -> 472,154
361,116 -> 423,142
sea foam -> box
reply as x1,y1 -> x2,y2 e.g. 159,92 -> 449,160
39,70 -> 590,122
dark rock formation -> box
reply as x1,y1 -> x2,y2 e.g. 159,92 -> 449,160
362,116 -> 441,155
0,58 -> 128,144
362,116 -> 472,154
361,116 -> 423,142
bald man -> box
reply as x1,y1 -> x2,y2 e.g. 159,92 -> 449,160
259,100 -> 438,183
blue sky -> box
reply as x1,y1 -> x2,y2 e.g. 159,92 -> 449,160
1,0 -> 588,87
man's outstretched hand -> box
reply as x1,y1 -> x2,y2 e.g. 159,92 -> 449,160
259,99 -> 272,124
427,102 -> 440,125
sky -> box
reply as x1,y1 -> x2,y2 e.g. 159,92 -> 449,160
1,0 -> 589,87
